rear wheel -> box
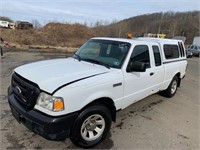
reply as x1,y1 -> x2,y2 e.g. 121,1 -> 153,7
70,105 -> 112,148
162,76 -> 179,98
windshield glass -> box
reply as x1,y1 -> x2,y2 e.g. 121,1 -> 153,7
74,39 -> 131,69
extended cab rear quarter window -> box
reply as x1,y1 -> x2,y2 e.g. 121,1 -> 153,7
163,44 -> 179,59
152,45 -> 161,66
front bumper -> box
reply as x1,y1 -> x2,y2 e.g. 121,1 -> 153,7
8,86 -> 78,141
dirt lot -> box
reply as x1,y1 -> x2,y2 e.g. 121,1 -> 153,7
0,50 -> 199,149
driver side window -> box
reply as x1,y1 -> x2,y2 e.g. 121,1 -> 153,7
129,45 -> 151,68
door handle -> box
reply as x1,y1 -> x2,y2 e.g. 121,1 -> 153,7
150,72 -> 154,76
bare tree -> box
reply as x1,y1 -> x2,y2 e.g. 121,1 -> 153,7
31,19 -> 42,29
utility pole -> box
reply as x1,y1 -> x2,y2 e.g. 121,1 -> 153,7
158,13 -> 163,34
158,25 -> 161,34
172,21 -> 177,38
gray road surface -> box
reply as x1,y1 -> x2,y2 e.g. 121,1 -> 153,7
0,51 -> 199,149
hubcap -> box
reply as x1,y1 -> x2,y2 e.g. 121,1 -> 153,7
171,80 -> 177,94
81,114 -> 105,141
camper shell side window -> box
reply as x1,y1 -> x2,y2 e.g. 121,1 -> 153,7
163,44 -> 179,59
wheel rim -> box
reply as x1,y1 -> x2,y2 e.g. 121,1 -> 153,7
171,80 -> 177,94
80,114 -> 105,141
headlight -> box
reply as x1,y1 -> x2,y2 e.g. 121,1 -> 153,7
36,92 -> 64,112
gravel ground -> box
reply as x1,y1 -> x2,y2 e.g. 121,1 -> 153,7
0,50 -> 199,149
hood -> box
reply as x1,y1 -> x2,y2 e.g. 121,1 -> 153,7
14,57 -> 107,93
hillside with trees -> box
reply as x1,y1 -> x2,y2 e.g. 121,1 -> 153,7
94,11 -> 199,43
0,11 -> 199,47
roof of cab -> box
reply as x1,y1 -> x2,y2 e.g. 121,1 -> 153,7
91,37 -> 157,45
91,37 -> 137,43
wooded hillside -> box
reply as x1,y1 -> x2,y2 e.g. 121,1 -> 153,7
94,11 -> 199,43
1,11 -> 199,47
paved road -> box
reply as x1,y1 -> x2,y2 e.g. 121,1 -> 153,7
0,51 -> 199,149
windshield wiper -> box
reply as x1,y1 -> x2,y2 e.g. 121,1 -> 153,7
73,53 -> 81,61
83,58 -> 110,69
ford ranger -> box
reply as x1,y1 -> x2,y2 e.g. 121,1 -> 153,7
8,37 -> 187,148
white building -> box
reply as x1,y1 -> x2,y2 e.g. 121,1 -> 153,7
0,20 -> 10,28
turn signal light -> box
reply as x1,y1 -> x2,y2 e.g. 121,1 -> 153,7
53,99 -> 64,111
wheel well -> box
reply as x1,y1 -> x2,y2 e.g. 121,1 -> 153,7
81,98 -> 116,122
175,72 -> 181,87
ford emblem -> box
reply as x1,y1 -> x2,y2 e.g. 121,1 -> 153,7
15,86 -> 22,94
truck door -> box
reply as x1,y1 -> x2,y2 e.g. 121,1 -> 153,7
122,44 -> 163,109
151,44 -> 164,91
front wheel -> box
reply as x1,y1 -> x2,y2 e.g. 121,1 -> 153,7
70,104 -> 112,148
162,76 -> 179,98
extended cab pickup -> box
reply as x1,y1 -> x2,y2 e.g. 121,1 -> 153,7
8,37 -> 187,148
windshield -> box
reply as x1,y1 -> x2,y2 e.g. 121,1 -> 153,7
74,39 -> 131,69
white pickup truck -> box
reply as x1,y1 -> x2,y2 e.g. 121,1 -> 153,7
8,37 -> 187,148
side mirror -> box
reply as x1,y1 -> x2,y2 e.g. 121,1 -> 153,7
127,62 -> 146,72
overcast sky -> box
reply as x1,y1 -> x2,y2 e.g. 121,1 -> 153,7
0,0 -> 199,25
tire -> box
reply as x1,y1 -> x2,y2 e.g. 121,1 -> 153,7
162,76 -> 179,98
70,104 -> 112,148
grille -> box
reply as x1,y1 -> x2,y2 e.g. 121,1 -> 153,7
11,72 -> 40,109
